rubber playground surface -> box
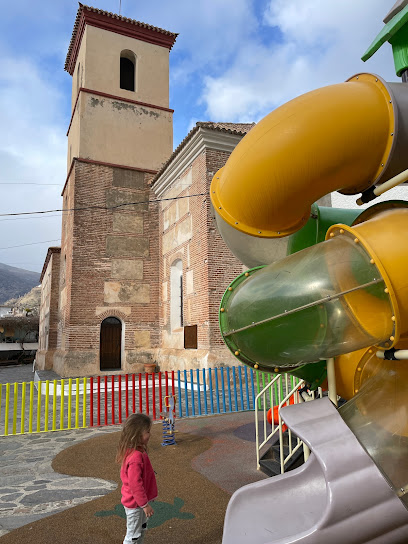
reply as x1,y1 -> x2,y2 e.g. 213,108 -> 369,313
0,411 -> 266,544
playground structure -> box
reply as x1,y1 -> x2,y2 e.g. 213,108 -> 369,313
161,395 -> 177,446
212,2 -> 408,543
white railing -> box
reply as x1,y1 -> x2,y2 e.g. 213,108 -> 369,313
255,373 -> 322,474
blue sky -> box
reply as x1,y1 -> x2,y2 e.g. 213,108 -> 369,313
0,0 -> 401,274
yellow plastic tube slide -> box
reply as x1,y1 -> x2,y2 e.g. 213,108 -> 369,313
210,73 -> 406,239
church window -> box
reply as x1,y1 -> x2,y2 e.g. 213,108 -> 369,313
120,50 -> 136,91
170,260 -> 183,330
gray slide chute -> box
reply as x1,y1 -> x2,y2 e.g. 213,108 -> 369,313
222,398 -> 408,544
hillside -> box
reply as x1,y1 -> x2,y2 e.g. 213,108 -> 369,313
4,285 -> 41,314
0,263 -> 40,304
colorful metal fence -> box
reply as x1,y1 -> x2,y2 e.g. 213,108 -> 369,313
0,366 -> 279,437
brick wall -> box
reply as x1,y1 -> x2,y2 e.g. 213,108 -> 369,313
54,160 -> 160,377
37,249 -> 61,370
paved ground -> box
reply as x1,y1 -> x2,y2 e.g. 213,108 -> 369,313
0,364 -> 34,385
0,409 -> 266,540
0,426 -> 119,536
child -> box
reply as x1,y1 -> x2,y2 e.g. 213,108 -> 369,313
117,413 -> 157,544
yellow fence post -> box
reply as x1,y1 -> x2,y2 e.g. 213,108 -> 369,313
68,378 -> 72,430
12,382 -> 18,435
75,377 -> 80,428
21,382 -> 26,435
60,379 -> 65,430
83,377 -> 87,428
28,381 -> 34,434
36,380 -> 41,433
5,383 -> 10,436
52,380 -> 57,431
44,380 -> 50,432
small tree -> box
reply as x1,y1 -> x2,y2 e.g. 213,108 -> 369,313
0,315 -> 39,364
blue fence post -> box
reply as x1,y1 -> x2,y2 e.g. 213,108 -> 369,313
178,370 -> 182,418
232,367 -> 239,411
209,368 -> 215,414
196,369 -> 202,416
184,369 -> 189,416
214,368 -> 220,414
220,368 -> 227,413
226,367 -> 232,412
190,369 -> 195,416
238,367 -> 244,411
250,368 -> 255,409
202,369 -> 208,415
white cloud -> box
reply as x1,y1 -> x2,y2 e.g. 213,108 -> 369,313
0,53 -> 65,271
201,0 -> 399,121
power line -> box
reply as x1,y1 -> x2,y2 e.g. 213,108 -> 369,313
0,214 -> 62,222
0,183 -> 61,186
0,192 -> 208,218
0,240 -> 61,251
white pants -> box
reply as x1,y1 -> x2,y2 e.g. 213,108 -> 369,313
123,506 -> 147,544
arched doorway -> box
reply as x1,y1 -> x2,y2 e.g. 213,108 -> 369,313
100,317 -> 122,370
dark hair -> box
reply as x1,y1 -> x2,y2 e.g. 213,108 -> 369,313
116,413 -> 152,464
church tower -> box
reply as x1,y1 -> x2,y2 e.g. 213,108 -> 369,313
53,5 -> 177,376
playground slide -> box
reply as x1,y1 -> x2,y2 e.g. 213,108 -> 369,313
222,398 -> 408,544
211,71 -> 408,542
211,74 -> 408,375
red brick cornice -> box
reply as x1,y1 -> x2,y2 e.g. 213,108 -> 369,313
62,157 -> 158,196
66,87 -> 174,136
65,4 -> 178,75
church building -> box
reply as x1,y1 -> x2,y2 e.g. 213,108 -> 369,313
36,4 -> 252,377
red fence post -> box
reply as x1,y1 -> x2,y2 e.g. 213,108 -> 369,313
104,376 -> 108,426
152,373 -> 156,420
132,374 -> 136,414
145,372 -> 149,415
118,375 -> 122,424
159,372 -> 162,415
165,371 -> 169,398
172,370 -> 176,415
112,375 -> 115,425
90,377 -> 94,427
139,373 -> 142,413
125,374 -> 129,419
97,376 -> 101,427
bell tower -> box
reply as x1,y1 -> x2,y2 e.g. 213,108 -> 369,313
53,4 -> 177,376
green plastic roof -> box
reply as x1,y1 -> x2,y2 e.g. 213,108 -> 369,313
362,3 -> 408,61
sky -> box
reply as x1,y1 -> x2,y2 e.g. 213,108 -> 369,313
0,0 -> 404,274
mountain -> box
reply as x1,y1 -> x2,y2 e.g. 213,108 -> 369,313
4,285 -> 41,314
0,263 -> 40,304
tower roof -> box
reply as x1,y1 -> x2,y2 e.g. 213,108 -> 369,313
65,3 -> 178,75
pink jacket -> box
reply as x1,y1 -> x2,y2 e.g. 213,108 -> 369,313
120,449 -> 158,509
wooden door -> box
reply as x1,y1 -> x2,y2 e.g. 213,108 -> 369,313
100,317 -> 122,370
